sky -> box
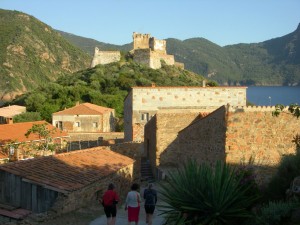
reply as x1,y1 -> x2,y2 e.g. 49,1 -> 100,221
1,0 -> 300,47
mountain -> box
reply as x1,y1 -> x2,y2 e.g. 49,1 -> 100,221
59,24 -> 300,86
57,30 -> 132,55
0,9 -> 91,101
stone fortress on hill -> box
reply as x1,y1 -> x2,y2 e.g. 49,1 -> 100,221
90,32 -> 184,69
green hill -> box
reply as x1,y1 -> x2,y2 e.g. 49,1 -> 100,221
59,24 -> 300,86
0,9 -> 91,101
10,60 -> 208,127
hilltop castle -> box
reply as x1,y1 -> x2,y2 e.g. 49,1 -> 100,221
131,32 -> 184,69
90,32 -> 184,69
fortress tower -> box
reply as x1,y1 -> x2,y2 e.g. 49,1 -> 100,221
90,47 -> 121,68
132,32 -> 184,69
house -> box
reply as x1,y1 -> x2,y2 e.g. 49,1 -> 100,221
52,103 -> 116,133
0,147 -> 135,215
124,85 -> 247,142
0,105 -> 26,124
144,105 -> 300,185
0,121 -> 69,161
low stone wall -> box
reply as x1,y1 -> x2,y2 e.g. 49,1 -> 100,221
110,142 -> 142,184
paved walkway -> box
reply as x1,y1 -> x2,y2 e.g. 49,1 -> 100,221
89,186 -> 166,225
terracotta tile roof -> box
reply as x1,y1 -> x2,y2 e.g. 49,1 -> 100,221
0,151 -> 8,160
0,147 -> 134,192
0,121 -> 69,145
53,103 -> 113,115
0,105 -> 26,118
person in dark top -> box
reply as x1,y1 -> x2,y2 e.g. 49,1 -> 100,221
143,183 -> 157,225
101,183 -> 119,225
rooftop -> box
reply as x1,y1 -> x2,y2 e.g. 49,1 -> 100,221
53,103 -> 114,116
0,147 -> 134,192
0,121 -> 69,145
0,105 -> 26,118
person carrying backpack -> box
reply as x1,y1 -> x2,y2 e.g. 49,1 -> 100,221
101,183 -> 119,225
143,183 -> 157,225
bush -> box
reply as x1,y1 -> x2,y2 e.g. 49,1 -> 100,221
159,160 -> 259,225
245,200 -> 300,225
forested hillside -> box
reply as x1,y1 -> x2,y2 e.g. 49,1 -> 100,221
0,9 -> 91,101
10,60 -> 208,128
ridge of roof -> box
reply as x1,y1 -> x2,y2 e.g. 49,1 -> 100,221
53,103 -> 113,115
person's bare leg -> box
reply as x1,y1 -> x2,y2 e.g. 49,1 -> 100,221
148,214 -> 153,225
146,213 -> 149,223
111,217 -> 116,225
107,217 -> 111,225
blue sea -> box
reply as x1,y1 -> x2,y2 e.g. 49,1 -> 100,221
247,86 -> 300,106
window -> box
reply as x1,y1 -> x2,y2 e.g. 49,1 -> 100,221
75,122 -> 80,127
56,121 -> 63,130
93,122 -> 98,128
141,113 -> 149,121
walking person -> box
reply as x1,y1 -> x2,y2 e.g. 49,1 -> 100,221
143,183 -> 157,225
125,183 -> 141,225
101,183 -> 119,225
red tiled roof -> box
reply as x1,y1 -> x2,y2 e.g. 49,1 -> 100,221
53,103 -> 113,115
0,121 -> 69,145
0,105 -> 26,118
0,147 -> 134,192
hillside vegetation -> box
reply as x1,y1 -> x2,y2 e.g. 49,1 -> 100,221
60,24 -> 300,86
10,60 -> 207,127
0,9 -> 91,101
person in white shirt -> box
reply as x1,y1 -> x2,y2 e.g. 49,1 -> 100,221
125,183 -> 141,225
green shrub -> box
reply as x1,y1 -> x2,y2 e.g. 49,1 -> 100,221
158,160 -> 258,225
245,200 -> 300,225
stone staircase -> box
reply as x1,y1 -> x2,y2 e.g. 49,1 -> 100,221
141,158 -> 154,182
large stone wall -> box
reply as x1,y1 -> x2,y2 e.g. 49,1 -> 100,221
176,106 -> 227,165
90,47 -> 121,67
144,109 -> 206,176
168,105 -> 300,185
225,106 -> 300,184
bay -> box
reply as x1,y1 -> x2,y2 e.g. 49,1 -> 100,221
247,86 -> 300,106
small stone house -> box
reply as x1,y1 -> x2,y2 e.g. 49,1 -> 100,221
52,103 -> 115,133
0,147 -> 135,215
0,105 -> 26,124
0,121 -> 69,161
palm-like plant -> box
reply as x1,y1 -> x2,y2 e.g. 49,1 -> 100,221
158,160 -> 259,225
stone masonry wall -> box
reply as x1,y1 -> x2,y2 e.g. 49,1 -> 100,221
90,48 -> 121,67
144,115 -> 157,175
176,106 -> 227,166
225,106 -> 300,184
51,164 -> 134,215
156,111 -> 201,167
110,142 -> 142,184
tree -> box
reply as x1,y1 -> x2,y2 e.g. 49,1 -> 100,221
13,112 -> 42,123
273,103 -> 300,118
25,123 -> 58,154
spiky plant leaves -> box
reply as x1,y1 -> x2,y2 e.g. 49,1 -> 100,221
158,160 -> 258,225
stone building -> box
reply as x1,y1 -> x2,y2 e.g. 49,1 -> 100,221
0,105 -> 26,124
52,102 -> 116,133
132,32 -> 184,69
0,147 -> 134,216
124,85 -> 247,142
144,105 -> 300,185
90,47 -> 121,68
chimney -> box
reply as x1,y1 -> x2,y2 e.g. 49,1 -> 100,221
151,83 -> 156,87
202,80 -> 206,87
7,117 -> 13,124
76,101 -> 80,106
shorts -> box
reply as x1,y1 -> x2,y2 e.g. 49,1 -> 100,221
104,205 -> 117,218
144,205 -> 155,214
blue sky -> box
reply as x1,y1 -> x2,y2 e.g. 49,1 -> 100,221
1,0 -> 300,46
